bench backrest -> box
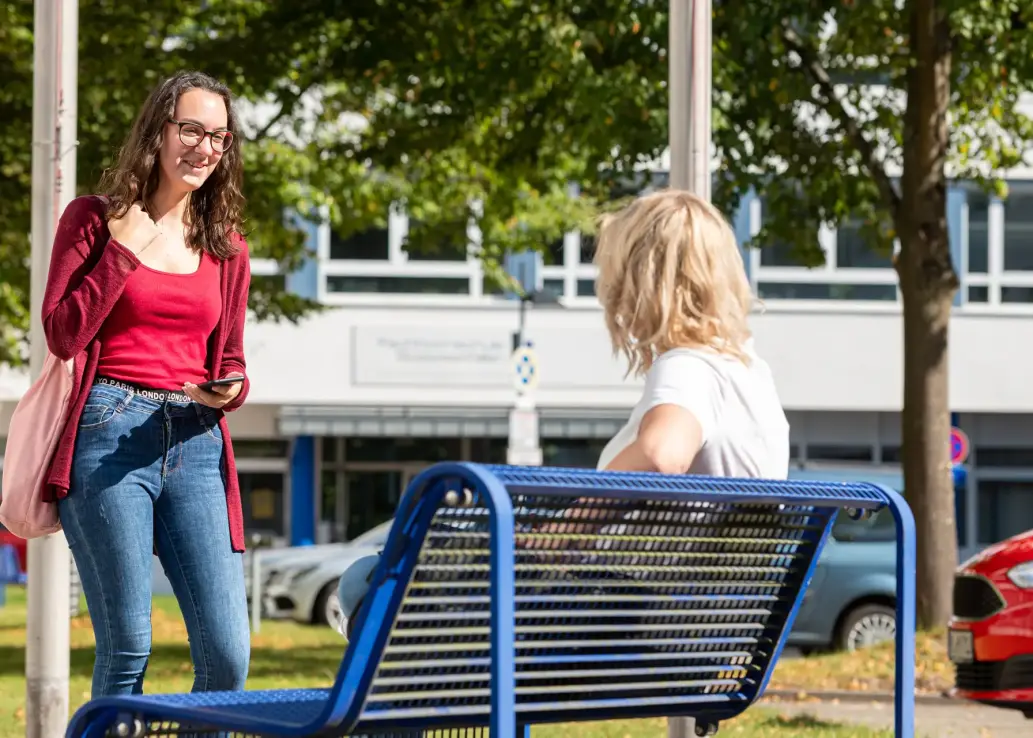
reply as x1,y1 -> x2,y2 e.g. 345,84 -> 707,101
329,463 -> 890,734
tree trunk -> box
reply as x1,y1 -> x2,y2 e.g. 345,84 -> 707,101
897,255 -> 957,630
896,0 -> 958,631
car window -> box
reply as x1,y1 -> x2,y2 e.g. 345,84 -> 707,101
831,507 -> 897,543
351,520 -> 392,547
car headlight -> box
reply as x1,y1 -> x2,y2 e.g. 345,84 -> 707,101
1007,561 -> 1033,589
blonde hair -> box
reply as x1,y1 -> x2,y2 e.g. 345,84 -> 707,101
593,189 -> 754,377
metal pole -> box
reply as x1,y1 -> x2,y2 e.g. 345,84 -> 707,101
688,0 -> 712,201
27,0 -> 78,735
668,0 -> 691,191
250,550 -> 262,634
669,3 -> 713,737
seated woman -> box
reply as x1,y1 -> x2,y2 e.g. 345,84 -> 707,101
330,189 -> 789,637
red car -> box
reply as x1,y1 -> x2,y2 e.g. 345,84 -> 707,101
949,529 -> 1033,718
0,527 -> 27,576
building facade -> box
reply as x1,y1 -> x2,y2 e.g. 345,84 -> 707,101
3,177 -> 1033,562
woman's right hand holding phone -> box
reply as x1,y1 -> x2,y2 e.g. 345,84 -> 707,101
107,202 -> 162,256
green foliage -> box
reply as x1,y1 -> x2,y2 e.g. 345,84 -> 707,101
5,0 -> 1033,371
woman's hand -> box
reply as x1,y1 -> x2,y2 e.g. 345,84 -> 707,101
107,202 -> 162,255
183,374 -> 244,409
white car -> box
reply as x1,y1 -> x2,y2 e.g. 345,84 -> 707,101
263,522 -> 393,626
244,540 -> 369,619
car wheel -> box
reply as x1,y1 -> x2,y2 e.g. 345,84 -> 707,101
314,581 -> 341,628
838,603 -> 896,652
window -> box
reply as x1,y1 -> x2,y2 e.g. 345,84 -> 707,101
404,220 -> 468,262
758,199 -> 801,267
542,439 -> 609,468
978,480 -> 1033,544
835,221 -> 892,269
233,440 -> 290,459
468,438 -> 509,464
757,283 -> 897,301
330,226 -> 389,261
967,190 -> 989,273
545,238 -> 565,266
344,437 -> 462,463
580,234 -> 596,264
238,472 -> 286,537
326,276 -> 470,294
806,445 -> 875,462
832,508 -> 897,543
1003,188 -> 1033,271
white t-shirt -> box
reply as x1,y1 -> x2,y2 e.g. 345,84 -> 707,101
597,344 -> 790,479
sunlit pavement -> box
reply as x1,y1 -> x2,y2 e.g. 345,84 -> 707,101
764,698 -> 1030,737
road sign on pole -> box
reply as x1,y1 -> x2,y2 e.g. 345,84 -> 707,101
950,427 -> 970,466
27,1 -> 77,734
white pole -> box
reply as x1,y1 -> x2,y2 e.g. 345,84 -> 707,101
669,3 -> 714,737
27,0 -> 78,735
688,0 -> 712,201
668,0 -> 691,191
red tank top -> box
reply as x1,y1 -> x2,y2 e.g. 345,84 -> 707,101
96,252 -> 222,390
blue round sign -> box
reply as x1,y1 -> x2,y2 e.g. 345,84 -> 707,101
950,427 -> 970,465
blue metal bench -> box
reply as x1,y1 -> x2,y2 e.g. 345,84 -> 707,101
66,463 -> 916,738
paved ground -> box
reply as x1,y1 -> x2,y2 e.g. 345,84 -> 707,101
763,698 -> 1031,737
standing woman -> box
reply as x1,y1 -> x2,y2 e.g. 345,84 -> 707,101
41,70 -> 252,698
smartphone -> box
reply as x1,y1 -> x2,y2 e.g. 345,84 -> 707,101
195,376 -> 245,392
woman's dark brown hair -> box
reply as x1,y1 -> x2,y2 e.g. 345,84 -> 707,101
98,70 -> 244,259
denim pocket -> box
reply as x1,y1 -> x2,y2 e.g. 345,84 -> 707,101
78,385 -> 130,431
78,404 -> 119,430
198,408 -> 223,441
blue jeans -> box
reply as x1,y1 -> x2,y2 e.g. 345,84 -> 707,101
59,383 -> 250,698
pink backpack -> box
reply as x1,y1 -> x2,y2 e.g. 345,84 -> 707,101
0,352 -> 74,538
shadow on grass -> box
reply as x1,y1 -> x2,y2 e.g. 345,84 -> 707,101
762,714 -> 855,729
0,645 -> 344,681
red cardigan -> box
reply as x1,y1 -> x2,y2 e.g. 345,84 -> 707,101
42,195 -> 252,552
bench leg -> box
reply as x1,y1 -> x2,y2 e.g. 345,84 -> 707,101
892,498 -> 917,738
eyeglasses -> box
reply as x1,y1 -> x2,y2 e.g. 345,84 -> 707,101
168,119 -> 234,153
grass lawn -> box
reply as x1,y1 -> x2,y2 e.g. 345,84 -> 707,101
0,586 -> 905,737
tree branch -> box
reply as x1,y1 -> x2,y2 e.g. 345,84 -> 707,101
251,83 -> 314,142
780,23 -> 902,218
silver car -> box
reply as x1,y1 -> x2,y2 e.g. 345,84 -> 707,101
264,522 -> 393,626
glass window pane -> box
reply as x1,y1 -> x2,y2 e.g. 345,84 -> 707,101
757,282 -> 897,301
577,279 -> 596,297
832,508 -> 897,543
405,220 -> 468,261
239,472 -> 286,538
321,438 -> 339,463
545,238 -> 565,266
759,199 -> 805,267
233,440 -> 290,459
345,471 -> 405,540
326,276 -> 470,295
967,190 -> 989,274
977,480 -> 1033,544
1001,286 -> 1033,303
468,438 -> 508,464
542,279 -> 565,299
1004,190 -> 1033,271
542,439 -> 610,468
330,227 -> 389,260
967,285 -> 989,303
836,222 -> 893,269
345,437 -> 462,463
580,234 -> 596,264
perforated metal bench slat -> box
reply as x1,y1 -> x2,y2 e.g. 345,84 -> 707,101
358,480 -> 830,729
